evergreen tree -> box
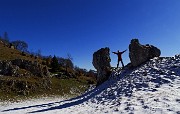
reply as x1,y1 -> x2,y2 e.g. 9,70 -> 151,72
51,55 -> 59,72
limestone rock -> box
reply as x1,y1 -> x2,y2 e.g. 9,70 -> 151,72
0,59 -> 50,77
92,47 -> 111,86
12,59 -> 50,77
0,60 -> 19,76
129,39 -> 161,67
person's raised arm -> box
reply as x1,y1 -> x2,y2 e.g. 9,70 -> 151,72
112,52 -> 117,54
121,49 -> 127,54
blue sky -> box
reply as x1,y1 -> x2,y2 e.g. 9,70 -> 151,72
0,0 -> 180,70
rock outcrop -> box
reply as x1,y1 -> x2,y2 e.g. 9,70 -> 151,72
0,61 -> 19,76
129,39 -> 161,67
92,47 -> 111,86
0,59 -> 51,95
12,59 -> 50,77
0,59 -> 50,77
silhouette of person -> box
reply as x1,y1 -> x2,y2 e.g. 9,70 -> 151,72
112,49 -> 127,68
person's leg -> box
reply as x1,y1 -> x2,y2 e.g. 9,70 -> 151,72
121,60 -> 124,68
117,60 -> 119,68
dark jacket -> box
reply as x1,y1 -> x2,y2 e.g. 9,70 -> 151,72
112,50 -> 126,61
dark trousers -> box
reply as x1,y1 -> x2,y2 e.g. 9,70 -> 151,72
117,60 -> 124,68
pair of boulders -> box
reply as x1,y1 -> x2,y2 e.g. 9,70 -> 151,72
93,39 -> 161,85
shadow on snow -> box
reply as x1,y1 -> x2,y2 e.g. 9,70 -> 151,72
2,78 -> 112,113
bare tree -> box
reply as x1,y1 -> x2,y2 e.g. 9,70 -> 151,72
36,49 -> 42,57
67,53 -> 73,61
11,40 -> 28,52
66,53 -> 74,70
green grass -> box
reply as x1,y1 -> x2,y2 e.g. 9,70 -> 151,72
47,77 -> 89,96
0,76 -> 91,102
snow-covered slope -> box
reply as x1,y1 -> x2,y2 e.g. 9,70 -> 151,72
1,55 -> 180,114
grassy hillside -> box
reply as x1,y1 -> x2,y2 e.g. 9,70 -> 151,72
0,42 -> 42,62
0,41 -> 96,102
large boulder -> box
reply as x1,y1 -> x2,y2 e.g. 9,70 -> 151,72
129,39 -> 161,67
92,47 -> 111,86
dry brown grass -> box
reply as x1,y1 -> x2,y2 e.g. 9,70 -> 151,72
0,42 -> 42,63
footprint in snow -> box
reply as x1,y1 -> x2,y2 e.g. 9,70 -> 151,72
140,100 -> 144,105
176,99 -> 180,103
143,105 -> 149,109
